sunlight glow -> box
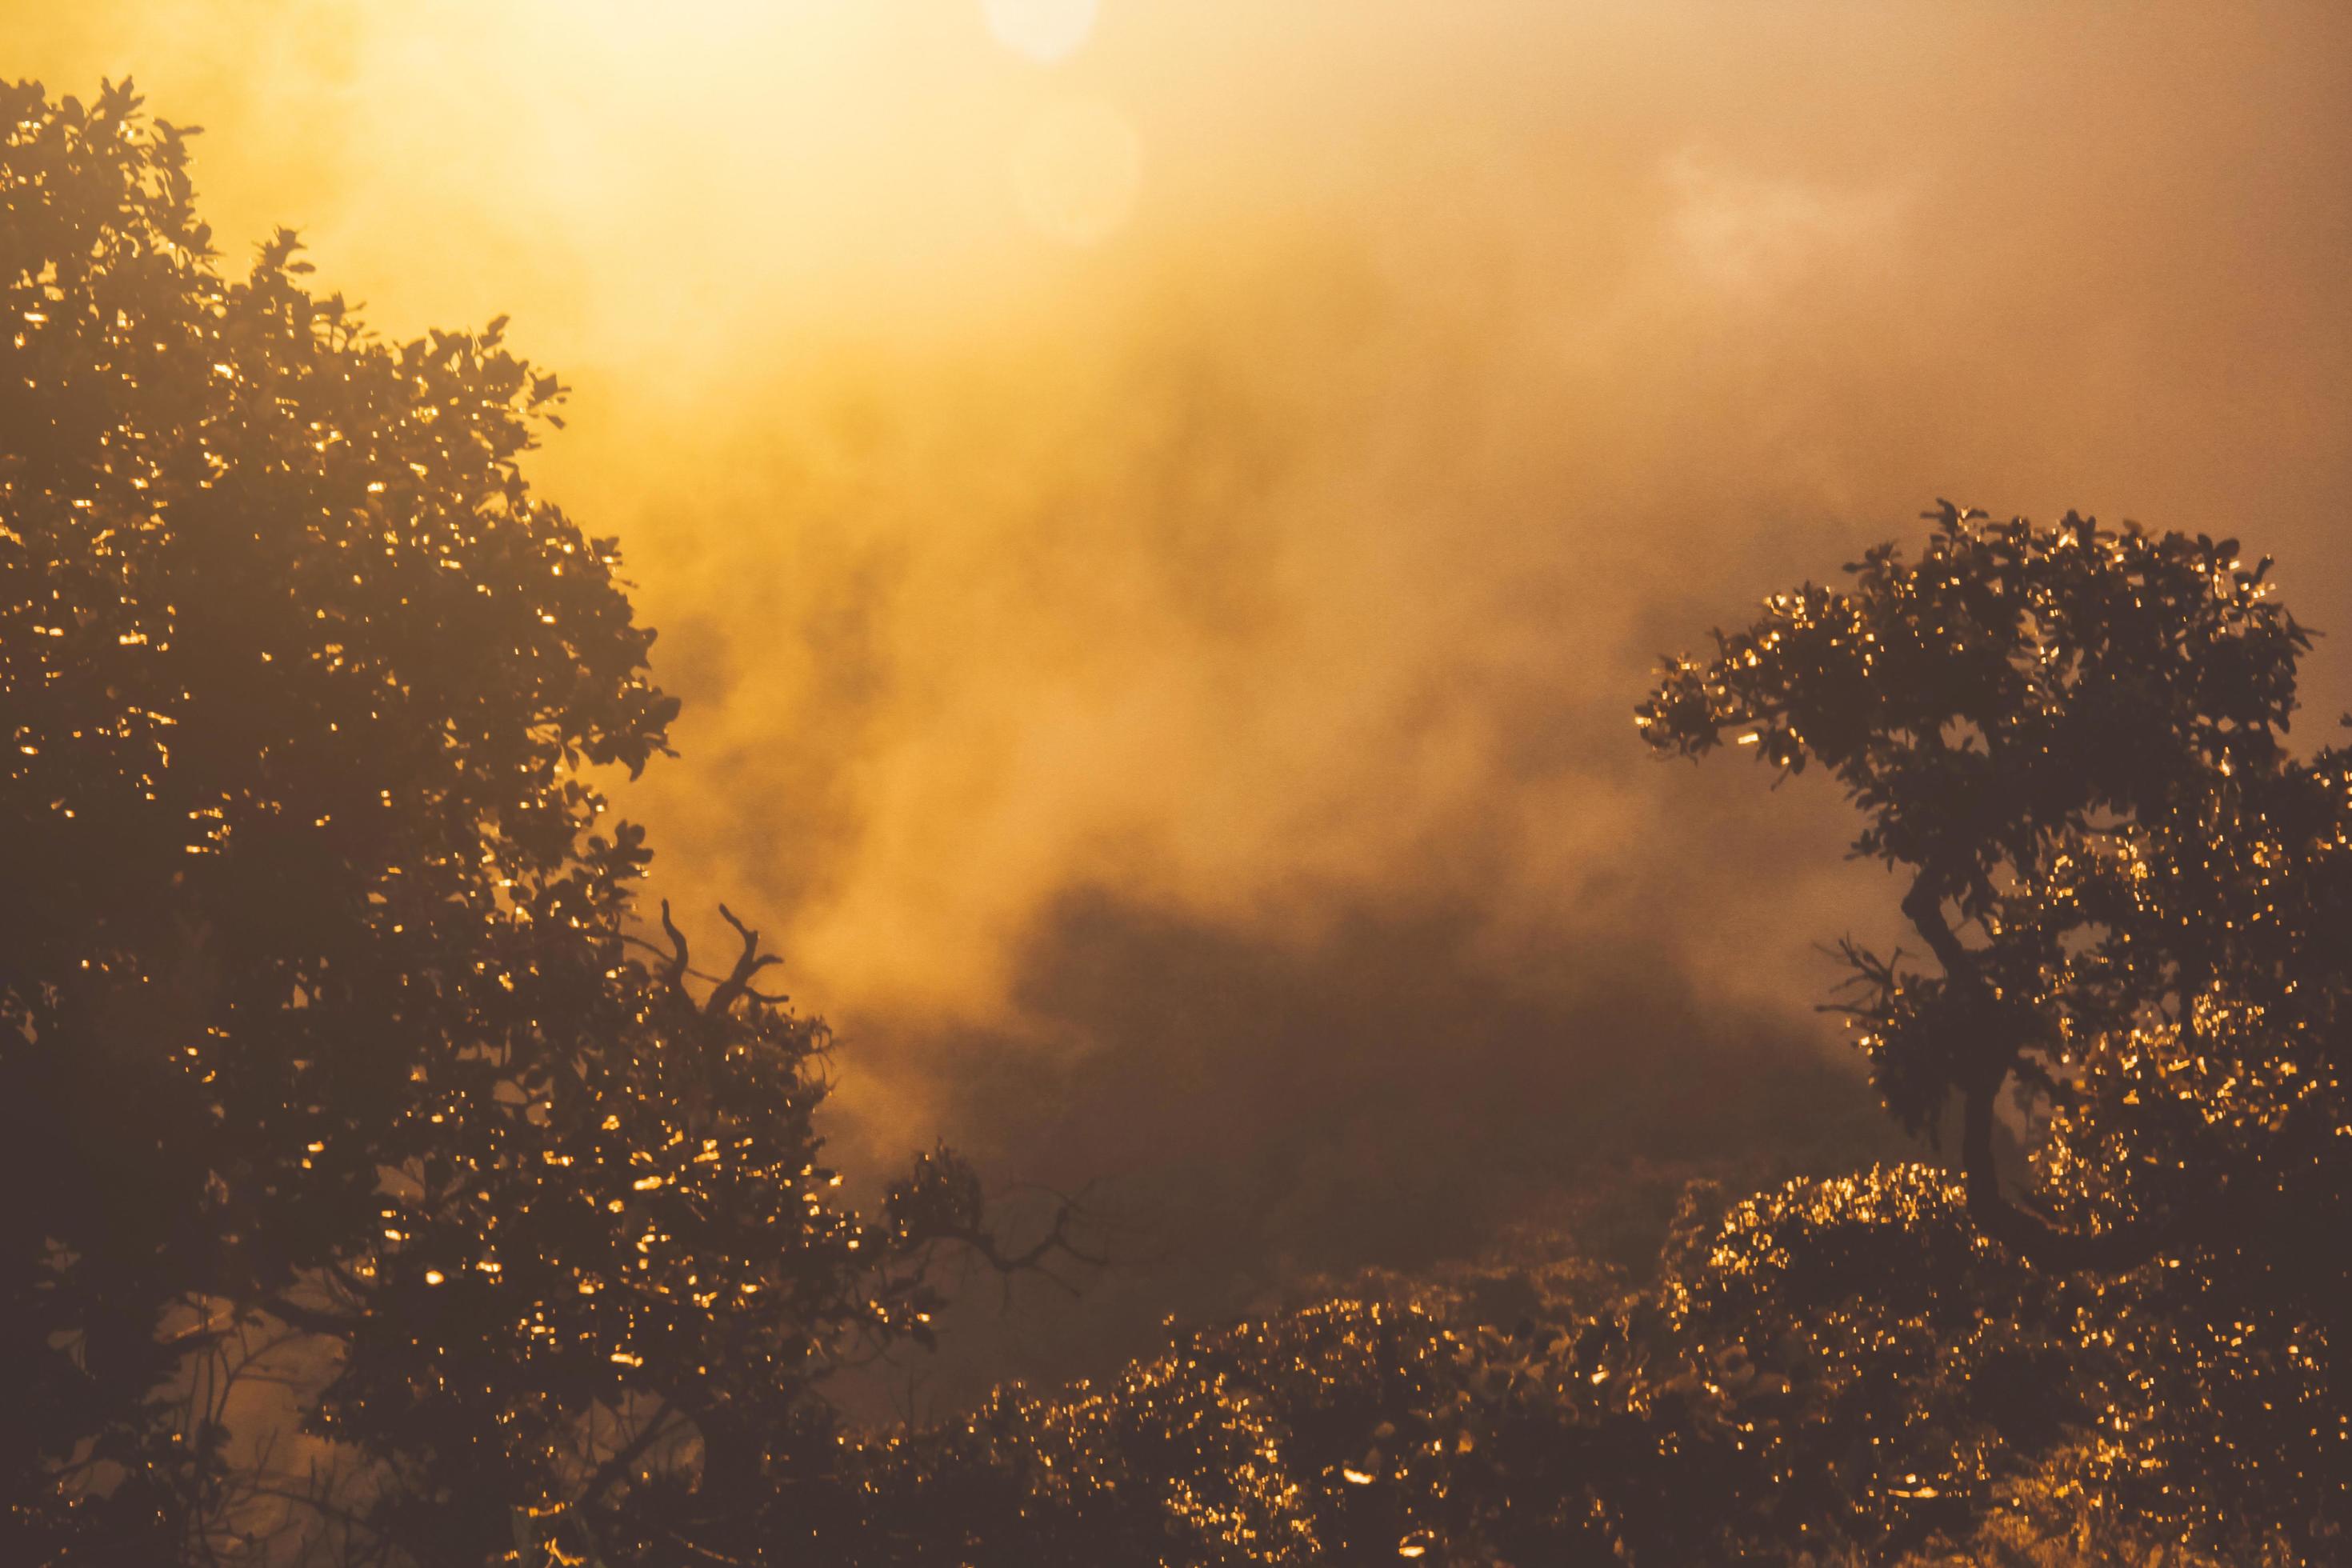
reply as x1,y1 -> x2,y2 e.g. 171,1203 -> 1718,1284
981,0 -> 1099,64
1011,98 -> 1142,246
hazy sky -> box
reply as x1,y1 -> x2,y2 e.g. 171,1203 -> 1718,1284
17,0 -> 2352,1396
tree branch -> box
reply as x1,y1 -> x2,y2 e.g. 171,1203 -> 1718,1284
705,904 -> 782,1019
1906,870 -> 2187,1274
251,1292 -> 360,1342
658,899 -> 692,1001
1957,1078 -> 2183,1272
582,1398 -> 682,1503
941,1184 -> 1114,1302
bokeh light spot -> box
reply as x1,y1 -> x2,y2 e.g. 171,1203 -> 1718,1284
981,0 -> 1100,64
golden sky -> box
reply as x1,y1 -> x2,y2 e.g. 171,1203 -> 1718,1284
14,0 -> 2352,1390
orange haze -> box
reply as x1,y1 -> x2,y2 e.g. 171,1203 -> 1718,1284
15,0 -> 2352,1396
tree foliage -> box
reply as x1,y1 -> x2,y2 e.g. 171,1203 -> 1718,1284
801,1165 -> 2322,1566
1634,503 -> 2345,1270
1,78 -> 1042,1566
1636,502 -> 2348,1553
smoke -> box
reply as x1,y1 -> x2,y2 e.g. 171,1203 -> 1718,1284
14,0 -> 2351,1393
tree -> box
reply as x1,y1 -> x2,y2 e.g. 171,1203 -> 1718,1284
1,78 -> 1069,1566
1637,502 -> 2347,1551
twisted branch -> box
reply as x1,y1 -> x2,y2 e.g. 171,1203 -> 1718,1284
1901,872 -> 2194,1273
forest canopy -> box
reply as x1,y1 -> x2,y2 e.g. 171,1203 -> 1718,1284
3,79 -> 2344,1568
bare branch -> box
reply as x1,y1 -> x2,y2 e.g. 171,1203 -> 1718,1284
706,903 -> 784,1018
582,1398 -> 682,1503
938,1182 -> 1117,1303
618,932 -> 737,988
658,898 -> 692,999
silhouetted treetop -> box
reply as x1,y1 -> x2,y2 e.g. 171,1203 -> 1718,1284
2,78 -> 1078,1566
1635,502 -> 2346,1552
1637,502 -> 2346,1265
1638,502 -> 2306,878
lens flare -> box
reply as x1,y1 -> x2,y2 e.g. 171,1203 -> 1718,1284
981,0 -> 1099,65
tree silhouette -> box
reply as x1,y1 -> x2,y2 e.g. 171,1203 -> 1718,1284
1,79 -> 1082,1566
1638,502 -> 2347,1551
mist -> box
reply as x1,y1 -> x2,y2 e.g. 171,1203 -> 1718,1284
20,0 -> 2350,1395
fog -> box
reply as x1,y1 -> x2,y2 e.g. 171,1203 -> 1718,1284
18,0 -> 2350,1397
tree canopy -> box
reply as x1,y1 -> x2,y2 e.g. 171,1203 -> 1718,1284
1635,502 -> 2349,1270
1635,502 -> 2348,1552
2,78 -> 1050,1566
